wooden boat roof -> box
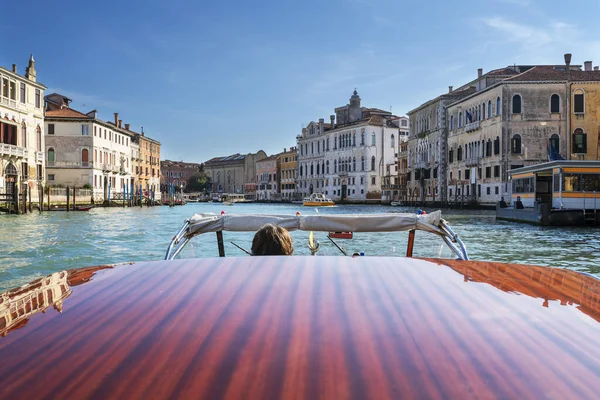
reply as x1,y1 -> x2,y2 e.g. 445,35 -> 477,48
1,257 -> 600,399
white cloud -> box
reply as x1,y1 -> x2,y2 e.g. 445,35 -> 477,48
480,16 -> 600,65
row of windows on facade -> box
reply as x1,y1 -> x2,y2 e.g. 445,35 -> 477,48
299,175 -> 375,189
300,132 -> 393,156
11,162 -> 43,180
47,123 -> 131,148
0,122 -> 43,151
299,156 -> 377,176
1,76 -> 41,108
448,185 -> 501,198
448,92 -> 587,130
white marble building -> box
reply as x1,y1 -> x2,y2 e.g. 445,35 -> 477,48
0,55 -> 46,204
297,91 -> 400,202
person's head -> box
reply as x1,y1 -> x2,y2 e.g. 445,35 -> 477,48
251,224 -> 294,256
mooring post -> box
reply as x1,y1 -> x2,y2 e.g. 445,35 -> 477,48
47,186 -> 50,211
66,185 -> 70,211
14,184 -> 19,214
28,186 -> 32,213
22,186 -> 27,214
216,231 -> 225,257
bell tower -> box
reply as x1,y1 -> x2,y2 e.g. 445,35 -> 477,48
25,54 -> 37,82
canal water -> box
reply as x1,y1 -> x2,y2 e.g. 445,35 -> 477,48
1,203 -> 599,292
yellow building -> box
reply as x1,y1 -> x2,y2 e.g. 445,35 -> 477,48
278,147 -> 297,201
569,62 -> 600,160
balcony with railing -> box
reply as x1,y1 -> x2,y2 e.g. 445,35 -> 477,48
47,161 -> 93,168
465,121 -> 480,132
464,156 -> 481,167
0,143 -> 28,159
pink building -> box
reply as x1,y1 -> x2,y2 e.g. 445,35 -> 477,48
255,154 -> 279,200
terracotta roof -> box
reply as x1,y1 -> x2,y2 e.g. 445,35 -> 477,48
45,108 -> 91,119
505,66 -> 600,82
485,67 -> 519,76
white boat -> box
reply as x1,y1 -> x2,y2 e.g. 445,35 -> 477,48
390,201 -> 402,207
302,193 -> 335,207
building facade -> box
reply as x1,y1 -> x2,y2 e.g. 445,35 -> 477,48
278,147 -> 297,201
256,154 -> 279,200
0,55 -> 46,207
297,91 -> 400,202
569,61 -> 600,160
204,151 -> 267,195
45,98 -> 133,201
132,123 -> 161,199
160,160 -> 202,190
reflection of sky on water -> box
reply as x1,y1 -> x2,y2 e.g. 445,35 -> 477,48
1,203 -> 599,291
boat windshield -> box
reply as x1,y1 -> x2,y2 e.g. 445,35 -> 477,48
165,211 -> 468,260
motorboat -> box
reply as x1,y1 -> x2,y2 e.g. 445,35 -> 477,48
302,193 -> 335,206
2,211 -> 600,398
390,201 -> 402,207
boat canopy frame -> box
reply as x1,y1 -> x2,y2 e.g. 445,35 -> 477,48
165,211 -> 469,260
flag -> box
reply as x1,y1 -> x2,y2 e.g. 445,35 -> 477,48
466,110 -> 472,123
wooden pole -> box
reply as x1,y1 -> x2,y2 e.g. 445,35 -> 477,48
14,183 -> 19,214
66,185 -> 70,211
216,231 -> 225,257
38,184 -> 42,213
406,229 -> 415,257
73,187 -> 76,210
28,186 -> 32,213
22,185 -> 27,214
47,186 -> 50,211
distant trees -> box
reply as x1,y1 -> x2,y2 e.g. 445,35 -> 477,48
185,166 -> 211,193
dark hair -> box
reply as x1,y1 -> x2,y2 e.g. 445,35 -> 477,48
251,224 -> 293,256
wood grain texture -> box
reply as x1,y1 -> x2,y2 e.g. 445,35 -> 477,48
1,257 -> 600,399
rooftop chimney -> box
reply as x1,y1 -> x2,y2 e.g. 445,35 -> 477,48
125,123 -> 130,130
12,64 -> 17,73
584,61 -> 593,71
330,114 -> 335,128
595,66 -> 599,71
564,54 -> 572,80
114,113 -> 119,125
118,119 -> 122,129
448,86 -> 453,93
477,68 -> 483,78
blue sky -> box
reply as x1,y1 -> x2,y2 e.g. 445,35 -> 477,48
3,0 -> 600,162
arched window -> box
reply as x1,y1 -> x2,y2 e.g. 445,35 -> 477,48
353,157 -> 356,171
482,103 -> 486,120
326,160 -> 329,174
457,146 -> 462,161
48,148 -> 56,166
316,164 -> 320,175
353,133 -> 356,146
459,112 -> 463,128
478,104 -> 482,121
361,132 -> 365,145
310,164 -> 314,175
494,137 -> 500,155
81,149 -> 89,166
550,94 -> 560,113
450,115 -> 454,130
311,142 -> 314,154
574,89 -> 585,113
488,100 -> 492,118
371,133 -> 376,146
326,138 -> 330,150
339,136 -> 342,148
549,134 -> 560,157
334,160 -> 337,173
486,139 -> 492,157
496,97 -> 501,115
512,95 -> 522,114
391,134 -> 395,148
448,148 -> 454,163
371,156 -> 376,171
511,134 -> 522,154
300,165 -> 303,176
572,128 -> 587,154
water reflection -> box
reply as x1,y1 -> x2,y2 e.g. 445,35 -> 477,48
441,259 -> 600,323
0,265 -> 112,337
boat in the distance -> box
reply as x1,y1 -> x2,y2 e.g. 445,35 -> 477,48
2,211 -> 600,398
302,192 -> 335,206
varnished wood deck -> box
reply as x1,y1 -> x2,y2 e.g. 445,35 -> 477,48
1,257 -> 599,399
